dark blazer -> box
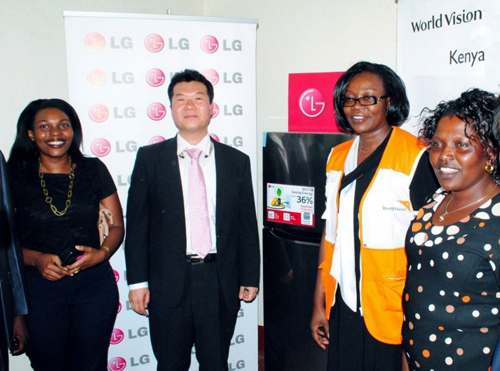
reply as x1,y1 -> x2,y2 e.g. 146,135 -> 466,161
125,137 -> 260,314
0,152 -> 28,352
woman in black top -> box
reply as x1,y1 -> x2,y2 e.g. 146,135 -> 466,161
8,99 -> 124,371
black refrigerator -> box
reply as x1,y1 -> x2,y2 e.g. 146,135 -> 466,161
262,132 -> 352,371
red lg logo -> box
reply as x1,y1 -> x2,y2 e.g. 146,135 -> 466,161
146,68 -> 165,87
85,32 -> 106,52
113,270 -> 120,282
91,138 -> 112,157
211,102 -> 219,119
202,69 -> 219,85
117,302 -> 122,314
299,89 -> 326,118
87,68 -> 107,87
88,104 -> 109,123
108,357 -> 127,371
200,35 -> 219,54
209,133 -> 220,142
149,136 -> 166,145
145,34 -> 164,53
147,103 -> 167,121
110,329 -> 125,345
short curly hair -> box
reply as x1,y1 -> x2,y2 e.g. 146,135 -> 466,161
419,88 -> 499,182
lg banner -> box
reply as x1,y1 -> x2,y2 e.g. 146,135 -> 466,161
397,0 -> 500,135
64,12 -> 258,371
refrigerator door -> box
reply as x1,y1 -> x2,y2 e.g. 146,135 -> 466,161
263,227 -> 326,371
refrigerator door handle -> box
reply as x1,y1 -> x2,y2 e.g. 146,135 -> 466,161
269,228 -> 320,247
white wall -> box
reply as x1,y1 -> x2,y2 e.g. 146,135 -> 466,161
2,0 -> 398,369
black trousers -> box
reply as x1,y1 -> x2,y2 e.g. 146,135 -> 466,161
149,261 -> 237,371
25,262 -> 118,371
327,292 -> 402,371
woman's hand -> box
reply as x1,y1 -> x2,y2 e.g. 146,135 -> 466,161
311,229 -> 330,350
65,245 -> 107,273
29,250 -> 72,281
310,305 -> 330,350
11,315 -> 29,355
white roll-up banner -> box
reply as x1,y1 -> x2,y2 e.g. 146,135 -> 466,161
397,0 -> 500,135
64,11 -> 258,371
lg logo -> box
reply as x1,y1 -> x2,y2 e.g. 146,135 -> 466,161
91,138 -> 112,157
110,329 -> 125,345
89,104 -> 135,121
146,68 -> 166,87
89,104 -> 109,123
211,102 -> 220,119
149,136 -> 166,145
113,270 -> 120,282
147,103 -> 167,121
108,357 -> 126,371
85,32 -> 106,52
203,69 -> 220,85
112,72 -> 134,84
228,360 -> 245,370
200,35 -> 242,53
144,34 -> 164,53
203,69 -> 242,85
200,35 -> 219,54
209,134 -> 243,148
87,68 -> 107,87
110,37 -> 132,49
210,103 -> 243,117
299,88 -> 326,118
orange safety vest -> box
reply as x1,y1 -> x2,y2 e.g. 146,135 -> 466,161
320,127 -> 425,345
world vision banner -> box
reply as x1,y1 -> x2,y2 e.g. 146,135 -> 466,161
64,11 -> 258,371
397,0 -> 500,134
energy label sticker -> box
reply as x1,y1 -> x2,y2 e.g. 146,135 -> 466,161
266,183 -> 315,227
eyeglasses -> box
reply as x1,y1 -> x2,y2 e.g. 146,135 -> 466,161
341,95 -> 388,107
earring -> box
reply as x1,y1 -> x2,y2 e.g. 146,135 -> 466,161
485,163 -> 495,174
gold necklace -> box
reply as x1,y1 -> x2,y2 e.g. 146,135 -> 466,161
38,157 -> 75,217
438,183 -> 498,222
358,146 -> 377,153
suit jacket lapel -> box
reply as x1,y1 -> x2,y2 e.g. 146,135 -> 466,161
160,138 -> 185,223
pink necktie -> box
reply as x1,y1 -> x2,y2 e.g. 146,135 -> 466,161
185,148 -> 212,258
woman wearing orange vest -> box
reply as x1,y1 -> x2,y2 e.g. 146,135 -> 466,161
310,61 -> 438,371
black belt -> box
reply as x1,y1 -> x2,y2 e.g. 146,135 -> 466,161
186,253 -> 217,265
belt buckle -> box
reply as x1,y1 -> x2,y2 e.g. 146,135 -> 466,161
190,256 -> 204,265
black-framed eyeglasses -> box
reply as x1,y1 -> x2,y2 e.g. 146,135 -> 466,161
341,95 -> 388,107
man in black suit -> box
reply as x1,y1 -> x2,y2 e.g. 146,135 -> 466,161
125,69 -> 260,371
0,151 -> 29,370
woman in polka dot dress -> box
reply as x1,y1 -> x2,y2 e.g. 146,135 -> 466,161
403,89 -> 500,370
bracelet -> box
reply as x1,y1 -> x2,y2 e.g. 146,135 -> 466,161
101,246 -> 111,260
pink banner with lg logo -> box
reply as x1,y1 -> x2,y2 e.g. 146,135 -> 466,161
64,12 -> 258,371
288,72 -> 345,133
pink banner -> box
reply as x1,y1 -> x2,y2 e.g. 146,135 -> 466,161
288,72 -> 345,133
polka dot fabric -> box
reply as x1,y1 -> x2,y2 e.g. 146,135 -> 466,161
403,189 -> 500,371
